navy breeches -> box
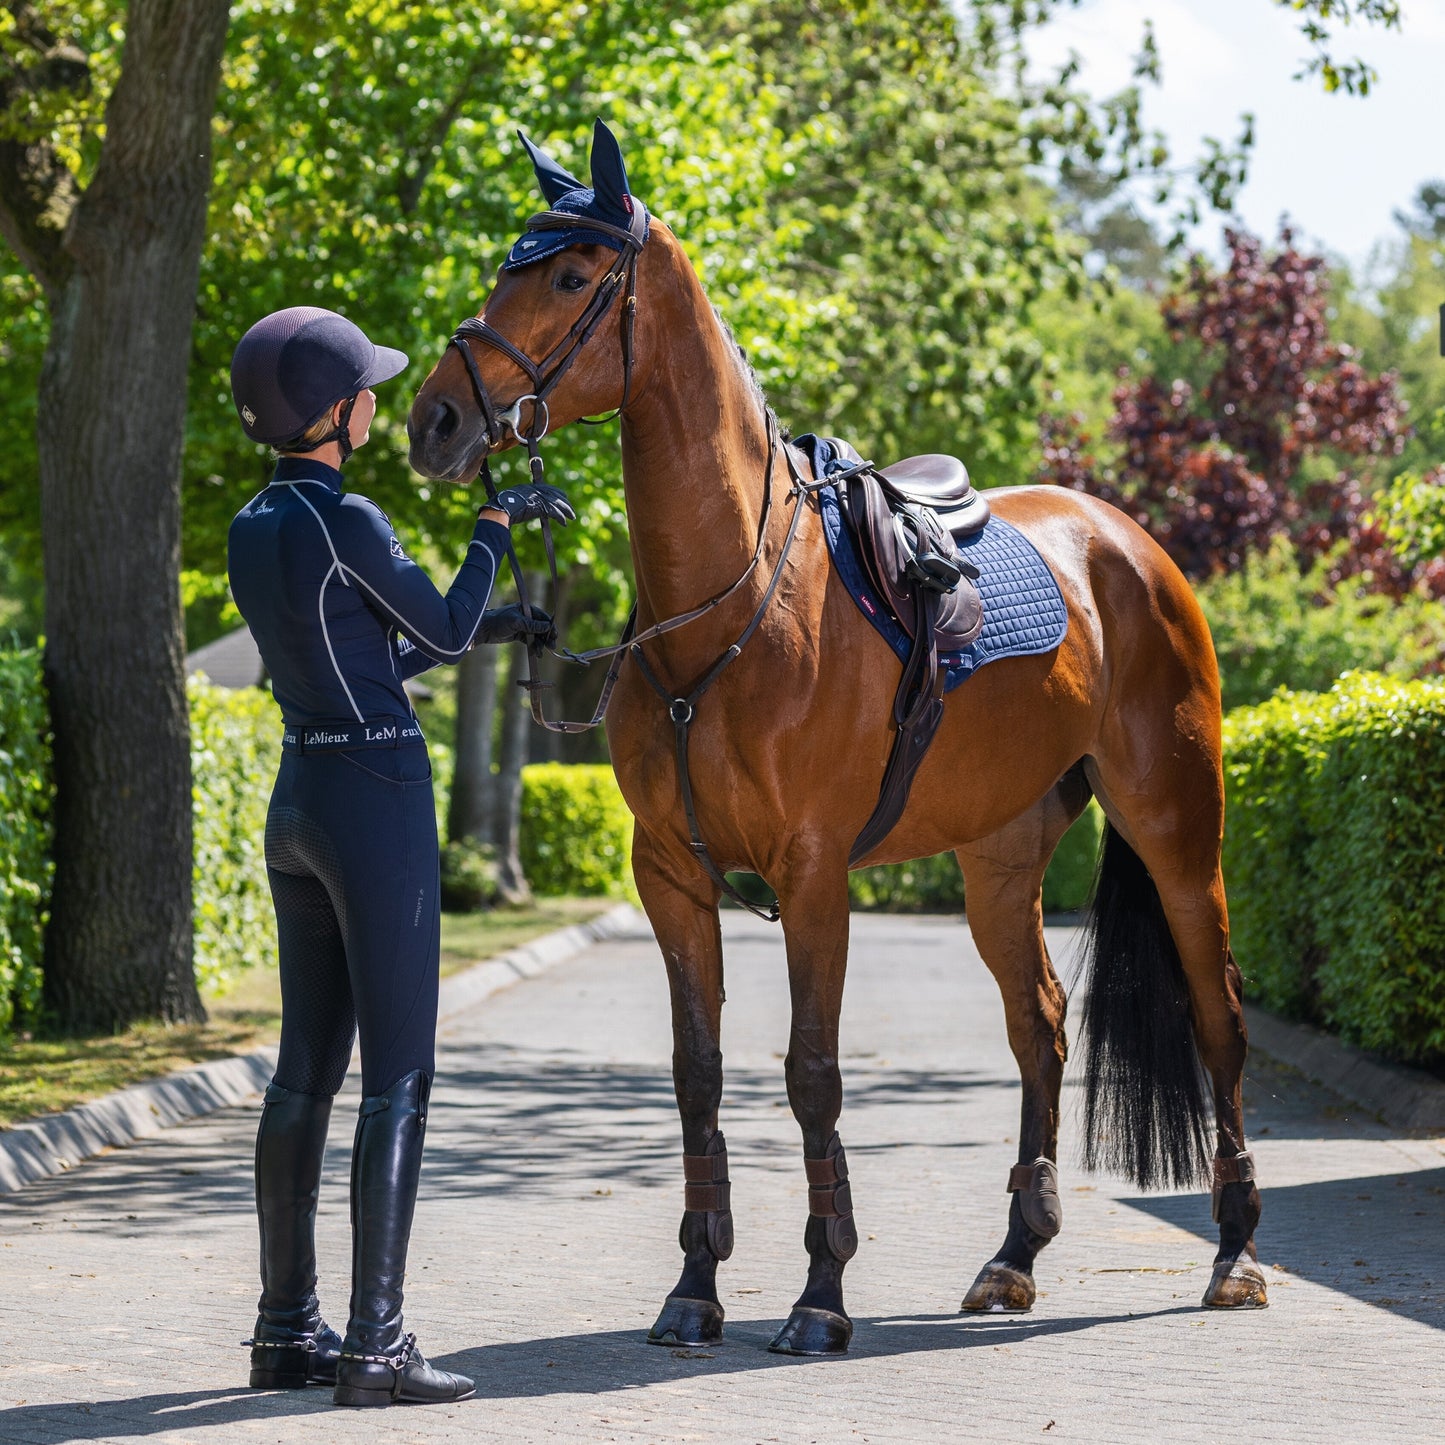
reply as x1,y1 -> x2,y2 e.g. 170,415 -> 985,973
265,746 -> 440,1098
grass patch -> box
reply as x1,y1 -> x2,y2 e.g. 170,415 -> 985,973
0,898 -> 618,1129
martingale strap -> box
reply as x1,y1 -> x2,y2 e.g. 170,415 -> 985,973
627,418 -> 827,922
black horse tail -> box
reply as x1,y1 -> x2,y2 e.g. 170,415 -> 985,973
1077,823 -> 1212,1190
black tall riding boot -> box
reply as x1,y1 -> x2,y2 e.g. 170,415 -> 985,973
333,1070 -> 475,1407
250,1083 -> 342,1388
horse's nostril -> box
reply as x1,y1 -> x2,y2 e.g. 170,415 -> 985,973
432,397 -> 460,444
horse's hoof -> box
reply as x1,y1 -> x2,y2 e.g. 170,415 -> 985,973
647,1295 -> 725,1346
960,1262 -> 1036,1313
767,1306 -> 853,1356
1201,1258 -> 1269,1309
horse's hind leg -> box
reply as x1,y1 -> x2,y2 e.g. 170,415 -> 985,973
768,857 -> 858,1356
955,772 -> 1086,1313
1083,752 -> 1267,1310
632,827 -> 736,1347
1136,846 -> 1265,1307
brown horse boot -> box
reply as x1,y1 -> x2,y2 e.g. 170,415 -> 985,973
249,1083 -> 342,1389
648,1132 -> 734,1346
1203,1149 -> 1268,1307
769,1132 -> 858,1355
961,1158 -> 1062,1313
332,1072 -> 475,1407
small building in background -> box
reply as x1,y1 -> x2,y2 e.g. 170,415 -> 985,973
184,623 -> 432,699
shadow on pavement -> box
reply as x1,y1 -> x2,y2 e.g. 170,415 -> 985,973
1,1050 -> 1003,1229
0,1306 -> 1197,1439
1125,1167 -> 1445,1330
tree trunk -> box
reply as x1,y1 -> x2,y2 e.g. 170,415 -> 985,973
34,1 -> 231,1029
447,641 -> 499,845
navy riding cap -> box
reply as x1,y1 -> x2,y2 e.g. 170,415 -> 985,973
230,307 -> 408,446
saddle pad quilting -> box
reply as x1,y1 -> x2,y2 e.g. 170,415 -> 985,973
817,484 -> 1068,692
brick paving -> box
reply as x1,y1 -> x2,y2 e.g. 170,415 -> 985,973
1,911 -> 1442,1444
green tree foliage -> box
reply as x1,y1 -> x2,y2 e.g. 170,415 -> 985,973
1339,186 -> 1445,483
1196,537 -> 1445,711
708,0 -> 1115,485
1372,468 -> 1445,581
191,0 -> 778,638
7,0 -> 1183,640
0,646 -> 51,1030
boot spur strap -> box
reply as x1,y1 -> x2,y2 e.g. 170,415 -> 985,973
242,1336 -> 316,1351
339,1332 -> 416,1370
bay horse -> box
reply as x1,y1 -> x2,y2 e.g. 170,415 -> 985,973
407,122 -> 1266,1355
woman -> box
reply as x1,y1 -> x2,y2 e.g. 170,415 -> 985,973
227,306 -> 571,1408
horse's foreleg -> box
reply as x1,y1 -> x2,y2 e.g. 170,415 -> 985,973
955,782 -> 1080,1313
768,860 -> 856,1357
633,829 -> 733,1347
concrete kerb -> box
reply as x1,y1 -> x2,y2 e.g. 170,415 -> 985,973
0,901 -> 651,1195
1244,1001 -> 1445,1132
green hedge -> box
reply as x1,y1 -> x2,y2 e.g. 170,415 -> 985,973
189,676 -> 281,992
521,758 -> 1105,915
846,801 -> 1104,912
0,648 -> 52,1031
520,762 -> 636,898
1224,672 -> 1445,1066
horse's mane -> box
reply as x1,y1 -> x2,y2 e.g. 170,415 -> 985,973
712,305 -> 791,442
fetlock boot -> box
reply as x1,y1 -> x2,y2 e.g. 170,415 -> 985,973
333,1070 -> 474,1407
249,1083 -> 342,1388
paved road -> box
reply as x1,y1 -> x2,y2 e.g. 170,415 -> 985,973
2,913 -> 1442,1444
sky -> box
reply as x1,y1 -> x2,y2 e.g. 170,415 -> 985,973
1022,0 -> 1445,270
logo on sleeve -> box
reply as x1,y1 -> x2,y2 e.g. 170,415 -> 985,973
389,534 -> 407,560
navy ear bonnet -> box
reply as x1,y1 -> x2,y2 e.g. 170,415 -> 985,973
503,119 -> 650,270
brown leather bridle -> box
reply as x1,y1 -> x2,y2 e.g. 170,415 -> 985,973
448,209 -> 644,468
444,209 -> 851,920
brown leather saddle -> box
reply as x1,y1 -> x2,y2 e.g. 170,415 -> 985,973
845,454 -> 988,647
816,441 -> 990,864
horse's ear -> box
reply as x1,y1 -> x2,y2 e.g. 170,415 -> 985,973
589,118 -> 634,223
518,130 -> 584,205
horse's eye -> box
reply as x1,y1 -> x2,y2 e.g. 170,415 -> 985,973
555,271 -> 588,293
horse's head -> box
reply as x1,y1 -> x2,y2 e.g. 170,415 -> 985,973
408,120 -> 652,481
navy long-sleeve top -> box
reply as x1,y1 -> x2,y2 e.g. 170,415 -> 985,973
227,456 -> 508,728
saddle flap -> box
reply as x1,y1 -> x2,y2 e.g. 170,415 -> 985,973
843,471 -> 983,652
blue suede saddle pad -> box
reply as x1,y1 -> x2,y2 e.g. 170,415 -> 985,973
807,442 -> 1069,692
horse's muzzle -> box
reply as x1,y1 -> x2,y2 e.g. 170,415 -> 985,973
406,396 -> 488,482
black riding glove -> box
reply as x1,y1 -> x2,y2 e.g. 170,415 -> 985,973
489,482 -> 575,526
471,604 -> 556,648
